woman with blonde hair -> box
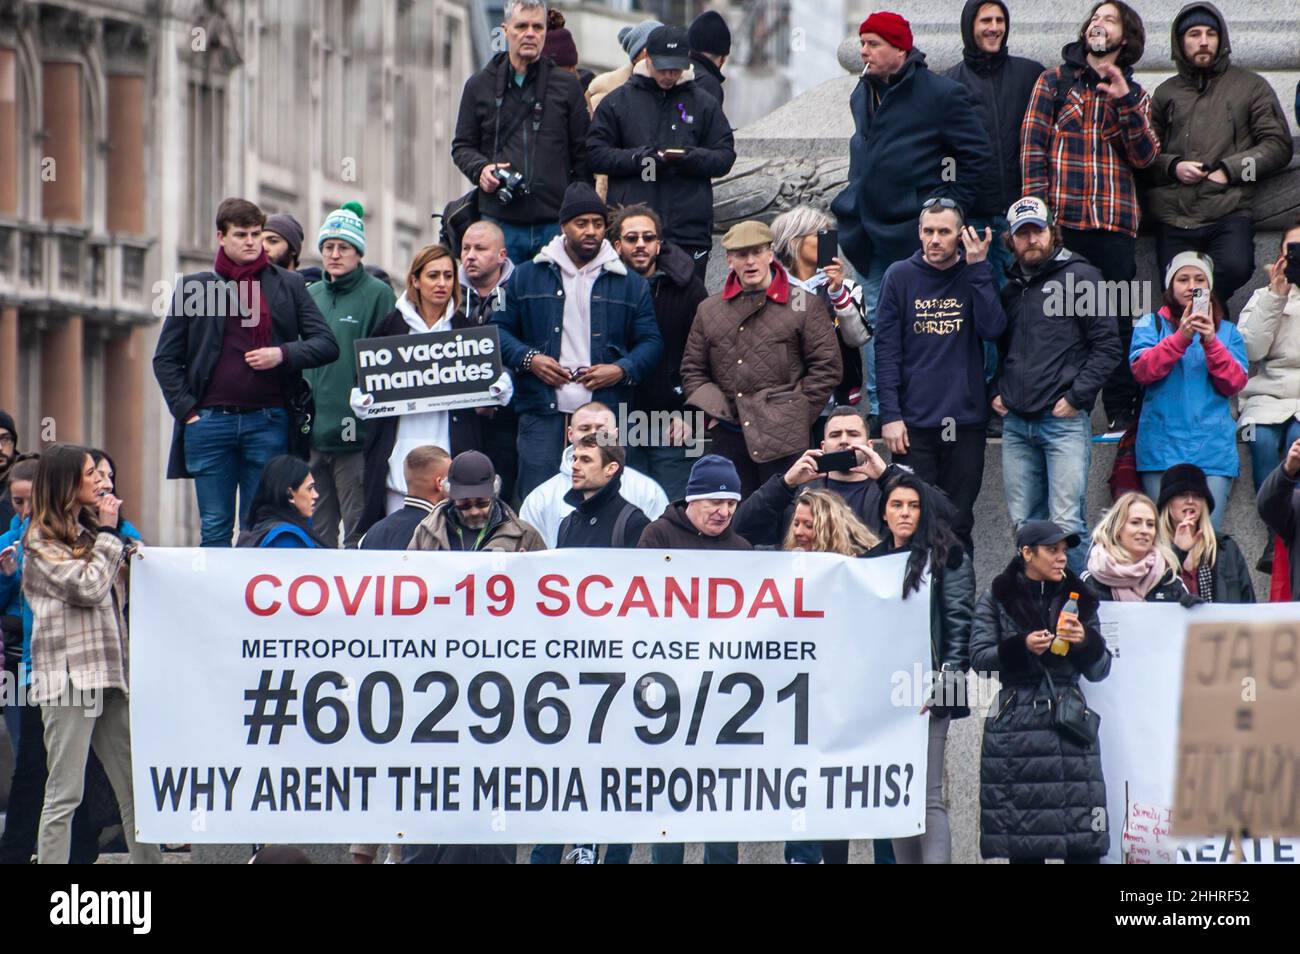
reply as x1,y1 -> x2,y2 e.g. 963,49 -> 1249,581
1154,464 -> 1254,603
1082,491 -> 1194,604
782,488 -> 879,555
354,243 -> 512,531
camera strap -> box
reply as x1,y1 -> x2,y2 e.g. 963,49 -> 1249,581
490,57 -> 550,183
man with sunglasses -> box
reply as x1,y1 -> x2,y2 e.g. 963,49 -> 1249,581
875,199 -> 1007,553
407,450 -> 544,555
611,203 -> 708,500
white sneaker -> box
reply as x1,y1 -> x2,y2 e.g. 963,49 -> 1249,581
566,846 -> 597,864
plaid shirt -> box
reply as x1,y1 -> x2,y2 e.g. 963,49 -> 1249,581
23,525 -> 130,704
1021,63 -> 1160,237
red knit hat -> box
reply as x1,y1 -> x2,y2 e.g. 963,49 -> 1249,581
859,11 -> 913,51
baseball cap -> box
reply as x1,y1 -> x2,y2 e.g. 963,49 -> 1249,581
445,451 -> 497,501
1006,196 -> 1051,234
1016,520 -> 1080,550
646,25 -> 691,71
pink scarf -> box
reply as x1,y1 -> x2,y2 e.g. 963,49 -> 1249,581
1086,544 -> 1167,602
213,247 -> 273,348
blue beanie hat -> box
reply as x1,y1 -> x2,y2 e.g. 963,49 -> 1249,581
685,454 -> 742,502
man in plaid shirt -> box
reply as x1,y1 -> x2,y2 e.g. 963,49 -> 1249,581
1020,1 -> 1159,431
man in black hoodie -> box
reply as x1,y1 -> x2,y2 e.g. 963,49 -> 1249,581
688,10 -> 730,109
0,410 -> 17,528
556,436 -> 650,549
876,202 -> 1008,552
451,0 -> 591,265
944,1 -> 1045,291
612,203 -> 708,501
992,197 -> 1121,576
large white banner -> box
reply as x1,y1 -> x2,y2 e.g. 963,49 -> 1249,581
1092,602 -> 1300,864
129,548 -> 930,844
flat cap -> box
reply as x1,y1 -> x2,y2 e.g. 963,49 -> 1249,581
721,220 -> 773,251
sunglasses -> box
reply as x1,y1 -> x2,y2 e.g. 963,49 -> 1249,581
620,232 -> 659,245
921,196 -> 965,218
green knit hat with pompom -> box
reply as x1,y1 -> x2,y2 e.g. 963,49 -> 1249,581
317,200 -> 366,256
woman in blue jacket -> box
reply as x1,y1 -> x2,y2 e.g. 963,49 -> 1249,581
1130,253 -> 1247,532
235,456 -> 323,548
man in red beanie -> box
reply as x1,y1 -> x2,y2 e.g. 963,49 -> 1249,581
830,10 -> 988,435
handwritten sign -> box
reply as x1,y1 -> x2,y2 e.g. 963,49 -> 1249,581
1122,799 -> 1175,864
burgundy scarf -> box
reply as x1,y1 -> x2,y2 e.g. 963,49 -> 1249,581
214,247 -> 273,348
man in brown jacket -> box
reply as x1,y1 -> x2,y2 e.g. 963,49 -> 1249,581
680,220 -> 842,497
407,451 -> 545,554
1147,3 -> 1294,306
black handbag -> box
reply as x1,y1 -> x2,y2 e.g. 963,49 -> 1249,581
435,189 -> 480,259
1040,663 -> 1100,748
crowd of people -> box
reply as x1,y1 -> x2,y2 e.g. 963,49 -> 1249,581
2,0 -> 1300,864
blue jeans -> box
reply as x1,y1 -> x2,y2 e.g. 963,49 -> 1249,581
516,412 -> 567,501
855,259 -> 888,417
1141,471 -> 1233,534
969,216 -> 1011,383
651,842 -> 738,864
1002,411 -> 1092,577
482,216 -> 561,266
627,443 -> 696,502
530,843 -> 631,864
1246,418 -> 1300,494
183,407 -> 289,546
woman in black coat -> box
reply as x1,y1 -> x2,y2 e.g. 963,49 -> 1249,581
1154,464 -> 1254,603
865,472 -> 973,864
970,520 -> 1111,863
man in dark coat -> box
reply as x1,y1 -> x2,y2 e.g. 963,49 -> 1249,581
830,10 -> 989,423
451,0 -> 591,264
587,25 -> 736,281
611,203 -> 708,501
943,1 -> 1045,290
688,9 -> 730,108
0,410 -> 18,529
152,197 -> 339,547
555,436 -> 650,549
358,446 -> 449,551
1147,3 -> 1294,307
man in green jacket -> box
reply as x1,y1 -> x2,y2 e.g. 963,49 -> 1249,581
1147,3 -> 1294,307
306,202 -> 396,547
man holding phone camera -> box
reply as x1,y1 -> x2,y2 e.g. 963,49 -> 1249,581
1148,4 -> 1294,309
451,0 -> 592,265
588,24 -> 736,282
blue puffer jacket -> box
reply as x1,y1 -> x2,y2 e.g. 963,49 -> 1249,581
831,48 -> 990,273
492,238 -> 663,417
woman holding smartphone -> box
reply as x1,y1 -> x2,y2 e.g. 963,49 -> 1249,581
22,444 -> 160,863
1130,253 -> 1247,531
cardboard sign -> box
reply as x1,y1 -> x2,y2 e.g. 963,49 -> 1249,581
353,326 -> 503,417
1172,620 -> 1300,838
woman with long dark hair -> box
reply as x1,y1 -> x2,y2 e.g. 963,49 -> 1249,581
1130,253 -> 1247,531
235,455 -> 323,548
22,444 -> 160,863
89,449 -> 142,543
865,472 -> 973,864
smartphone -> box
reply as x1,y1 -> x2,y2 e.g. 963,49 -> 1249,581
816,229 -> 839,269
1191,287 -> 1210,316
1286,242 -> 1300,284
662,148 -> 686,161
816,449 -> 858,473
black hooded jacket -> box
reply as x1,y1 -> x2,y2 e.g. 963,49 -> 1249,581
633,242 -> 709,415
556,472 -> 650,549
943,0 -> 1046,217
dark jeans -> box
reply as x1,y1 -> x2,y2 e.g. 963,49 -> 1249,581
1154,214 -> 1255,311
515,412 -> 568,501
682,246 -> 710,284
893,425 -> 986,553
652,842 -> 738,864
0,702 -> 98,864
784,840 -> 850,864
1060,228 -> 1139,423
707,424 -> 799,500
482,216 -> 561,267
627,442 -> 696,503
183,406 -> 289,546
480,405 -> 520,506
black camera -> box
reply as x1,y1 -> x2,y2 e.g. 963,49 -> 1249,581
493,167 -> 528,205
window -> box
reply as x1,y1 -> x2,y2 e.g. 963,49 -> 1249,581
185,79 -> 226,249
320,0 -> 362,181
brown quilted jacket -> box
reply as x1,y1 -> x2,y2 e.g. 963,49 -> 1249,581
681,263 -> 842,463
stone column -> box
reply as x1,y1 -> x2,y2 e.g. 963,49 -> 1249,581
41,60 -> 82,222
0,47 -> 16,215
104,328 -> 145,507
107,73 -> 145,233
0,307 -> 17,412
40,316 -> 83,444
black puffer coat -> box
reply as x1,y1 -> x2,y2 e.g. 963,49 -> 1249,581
1081,565 -> 1198,606
970,558 -> 1112,860
1171,534 -> 1255,604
